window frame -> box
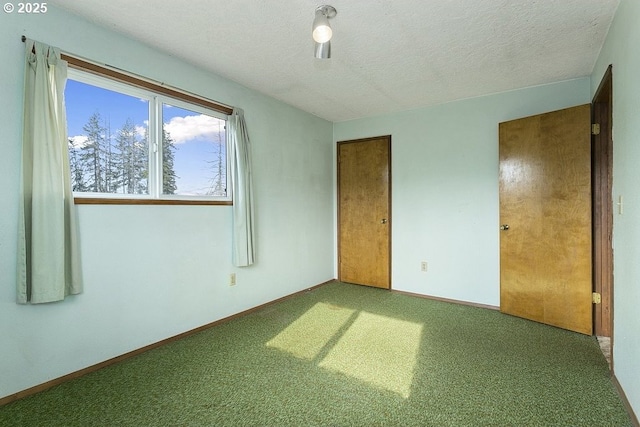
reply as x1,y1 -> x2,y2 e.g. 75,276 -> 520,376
64,55 -> 233,206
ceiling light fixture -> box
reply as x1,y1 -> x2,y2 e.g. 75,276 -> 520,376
313,5 -> 337,59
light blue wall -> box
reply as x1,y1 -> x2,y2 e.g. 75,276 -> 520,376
591,0 -> 640,418
0,7 -> 334,399
334,79 -> 591,306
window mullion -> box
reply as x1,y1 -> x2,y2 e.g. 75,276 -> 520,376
148,97 -> 162,198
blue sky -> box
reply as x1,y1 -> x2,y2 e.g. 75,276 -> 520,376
65,79 -> 226,196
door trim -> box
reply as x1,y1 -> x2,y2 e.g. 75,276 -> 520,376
337,135 -> 392,289
592,65 -> 614,342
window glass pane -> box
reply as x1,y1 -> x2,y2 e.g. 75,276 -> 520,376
66,79 -> 149,195
162,104 -> 227,197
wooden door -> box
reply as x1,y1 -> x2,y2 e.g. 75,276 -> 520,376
338,136 -> 391,289
499,105 -> 592,335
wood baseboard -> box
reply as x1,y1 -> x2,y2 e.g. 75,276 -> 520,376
612,373 -> 640,427
391,288 -> 500,311
0,279 -> 334,407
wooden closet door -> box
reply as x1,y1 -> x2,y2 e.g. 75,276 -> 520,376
338,136 -> 391,289
499,105 -> 592,334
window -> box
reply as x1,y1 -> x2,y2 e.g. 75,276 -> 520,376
65,68 -> 229,203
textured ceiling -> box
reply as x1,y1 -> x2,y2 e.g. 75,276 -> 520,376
50,0 -> 619,122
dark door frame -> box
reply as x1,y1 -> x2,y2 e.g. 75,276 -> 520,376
591,64 -> 613,344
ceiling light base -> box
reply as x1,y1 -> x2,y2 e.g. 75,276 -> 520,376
316,5 -> 337,19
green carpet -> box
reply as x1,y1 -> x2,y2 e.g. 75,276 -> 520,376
0,281 -> 632,426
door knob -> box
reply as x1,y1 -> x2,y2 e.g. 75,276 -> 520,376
381,218 -> 388,224
500,224 -> 510,230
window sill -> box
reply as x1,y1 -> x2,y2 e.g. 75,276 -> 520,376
74,197 -> 232,206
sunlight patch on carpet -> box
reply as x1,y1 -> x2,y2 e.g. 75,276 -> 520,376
266,302 -> 355,360
319,312 -> 423,398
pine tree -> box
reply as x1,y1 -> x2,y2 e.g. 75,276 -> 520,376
207,120 -> 226,197
162,126 -> 178,194
103,117 -> 117,193
68,138 -> 88,192
79,112 -> 107,192
114,118 -> 148,194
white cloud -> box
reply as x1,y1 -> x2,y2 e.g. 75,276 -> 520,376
69,135 -> 88,148
135,125 -> 147,138
164,114 -> 224,144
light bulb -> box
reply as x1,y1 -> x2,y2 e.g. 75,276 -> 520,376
312,10 -> 332,43
313,24 -> 332,43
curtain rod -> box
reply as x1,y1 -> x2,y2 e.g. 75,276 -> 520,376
19,35 -> 234,115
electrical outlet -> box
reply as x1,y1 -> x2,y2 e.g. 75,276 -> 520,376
421,261 -> 428,272
229,273 -> 236,286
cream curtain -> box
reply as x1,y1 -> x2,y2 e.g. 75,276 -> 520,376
227,108 -> 255,267
17,39 -> 82,304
